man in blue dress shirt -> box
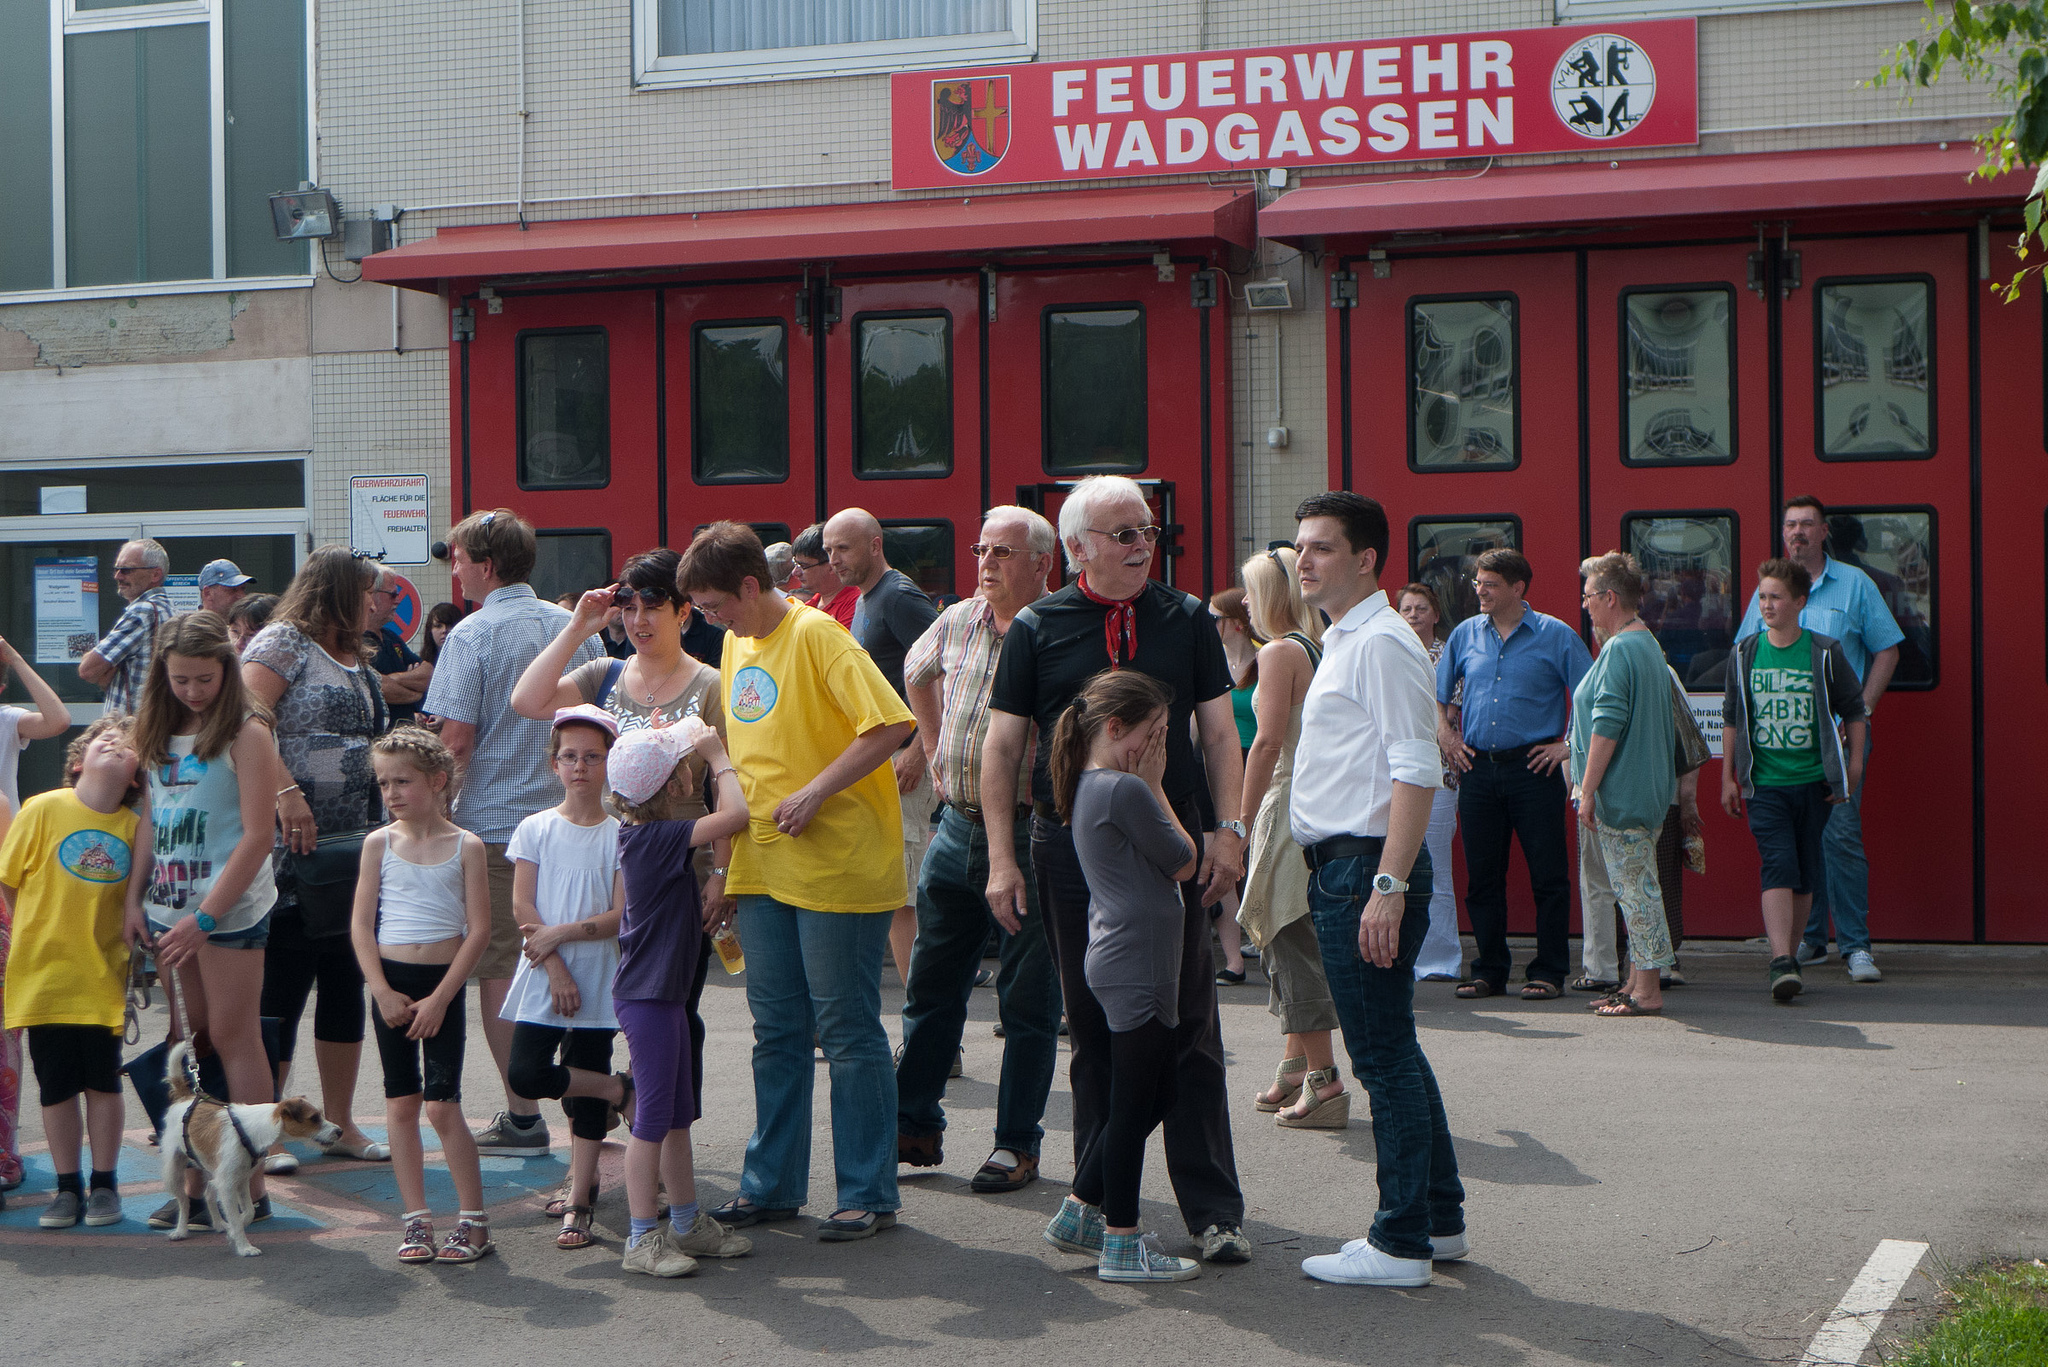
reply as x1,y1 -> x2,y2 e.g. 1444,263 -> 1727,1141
1436,549 -> 1592,999
1735,496 -> 1902,984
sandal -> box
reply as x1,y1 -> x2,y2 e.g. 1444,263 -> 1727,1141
436,1213 -> 495,1263
1568,975 -> 1622,994
1454,979 -> 1499,999
1520,980 -> 1564,1001
1255,1055 -> 1308,1113
817,1210 -> 898,1242
397,1212 -> 436,1264
711,1196 -> 799,1228
1275,1068 -> 1351,1130
1593,993 -> 1662,1018
547,1179 -> 597,1220
556,1205 -> 595,1249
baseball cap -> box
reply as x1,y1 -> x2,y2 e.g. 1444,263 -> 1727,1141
551,703 -> 621,742
608,727 -> 691,806
198,559 -> 254,590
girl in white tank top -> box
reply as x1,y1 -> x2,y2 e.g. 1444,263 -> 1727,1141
350,727 -> 491,1265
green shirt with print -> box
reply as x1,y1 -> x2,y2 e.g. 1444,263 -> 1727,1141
1749,630 -> 1826,787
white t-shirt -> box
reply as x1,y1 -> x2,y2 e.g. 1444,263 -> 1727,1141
498,807 -> 622,1030
0,707 -> 27,813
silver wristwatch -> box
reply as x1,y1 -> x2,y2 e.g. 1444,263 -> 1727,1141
1373,872 -> 1409,896
1217,820 -> 1248,839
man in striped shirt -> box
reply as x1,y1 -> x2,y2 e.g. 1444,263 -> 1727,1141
894,506 -> 1063,1194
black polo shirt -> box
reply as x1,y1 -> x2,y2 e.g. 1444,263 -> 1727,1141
990,579 -> 1232,806
371,625 -> 422,727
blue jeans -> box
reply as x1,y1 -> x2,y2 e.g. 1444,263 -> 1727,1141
1306,840 -> 1465,1261
898,805 -> 1063,1156
735,895 -> 898,1214
1804,724 -> 1873,955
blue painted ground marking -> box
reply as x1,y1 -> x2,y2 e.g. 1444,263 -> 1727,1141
0,1147 -> 323,1233
290,1125 -> 570,1216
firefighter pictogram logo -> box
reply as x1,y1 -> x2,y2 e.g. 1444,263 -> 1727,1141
1551,34 -> 1655,140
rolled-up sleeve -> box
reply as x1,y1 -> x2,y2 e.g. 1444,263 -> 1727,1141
1367,636 -> 1444,790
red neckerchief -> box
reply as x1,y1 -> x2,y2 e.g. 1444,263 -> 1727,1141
1075,573 -> 1139,670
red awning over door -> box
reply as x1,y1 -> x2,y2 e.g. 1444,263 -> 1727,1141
361,184 -> 1257,290
1260,143 -> 2020,242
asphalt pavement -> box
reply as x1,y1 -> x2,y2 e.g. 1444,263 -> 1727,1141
6,938 -> 2043,1366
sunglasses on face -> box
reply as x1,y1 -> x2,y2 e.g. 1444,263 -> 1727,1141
1089,525 -> 1162,546
614,587 -> 672,609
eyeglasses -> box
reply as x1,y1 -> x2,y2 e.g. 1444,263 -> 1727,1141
613,587 -> 672,608
1088,525 -> 1161,546
970,543 -> 1030,560
792,559 -> 823,572
370,587 -> 401,600
111,565 -> 148,576
1581,587 -> 1613,601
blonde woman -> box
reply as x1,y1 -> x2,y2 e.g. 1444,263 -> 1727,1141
1233,548 -> 1346,1129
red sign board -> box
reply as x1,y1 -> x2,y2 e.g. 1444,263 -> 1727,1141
892,20 -> 1696,190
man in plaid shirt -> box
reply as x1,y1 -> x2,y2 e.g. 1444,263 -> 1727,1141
78,538 -> 174,716
894,506 -> 1064,1194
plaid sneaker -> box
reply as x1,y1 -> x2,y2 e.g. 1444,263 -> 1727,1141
1098,1231 -> 1200,1283
1043,1194 -> 1105,1256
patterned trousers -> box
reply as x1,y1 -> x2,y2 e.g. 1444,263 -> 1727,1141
1595,822 -> 1674,972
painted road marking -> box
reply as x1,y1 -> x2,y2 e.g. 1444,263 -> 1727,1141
1800,1238 -> 1929,1367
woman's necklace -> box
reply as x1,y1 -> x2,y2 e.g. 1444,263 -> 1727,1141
637,652 -> 686,707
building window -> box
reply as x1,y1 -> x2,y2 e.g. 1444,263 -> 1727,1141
518,330 -> 610,490
1044,306 -> 1146,475
1828,506 -> 1935,690
1622,511 -> 1738,689
854,314 -> 951,479
531,530 -> 613,605
1621,286 -> 1736,465
636,0 -> 1034,88
1816,277 -> 1935,460
692,322 -> 789,484
1409,517 -> 1520,629
0,0 -> 310,294
882,520 -> 954,599
1409,297 -> 1518,470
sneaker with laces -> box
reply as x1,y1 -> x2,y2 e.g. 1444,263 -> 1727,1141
39,1190 -> 81,1228
622,1225 -> 699,1278
1303,1241 -> 1432,1287
1199,1223 -> 1252,1263
473,1110 -> 550,1157
148,1197 -> 210,1231
1098,1231 -> 1200,1283
83,1189 -> 123,1226
1350,1225 -> 1470,1261
1795,942 -> 1829,967
1043,1194 -> 1106,1255
670,1210 -> 752,1259
1846,949 -> 1882,983
1768,955 -> 1804,1002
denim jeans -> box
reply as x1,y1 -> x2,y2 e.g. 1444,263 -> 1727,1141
898,805 -> 1063,1157
1458,755 -> 1572,989
735,895 -> 899,1214
1033,809 -> 1244,1235
1306,840 -> 1465,1260
1805,723 -> 1874,955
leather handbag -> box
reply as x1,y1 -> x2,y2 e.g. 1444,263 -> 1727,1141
1670,674 -> 1712,777
291,829 -> 371,938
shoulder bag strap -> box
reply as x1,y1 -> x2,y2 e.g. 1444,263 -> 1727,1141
593,658 -> 626,709
1285,631 -> 1323,670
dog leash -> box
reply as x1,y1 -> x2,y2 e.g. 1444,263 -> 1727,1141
123,948 -> 151,1047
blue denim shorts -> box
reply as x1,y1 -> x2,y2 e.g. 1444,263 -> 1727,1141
148,909 -> 273,951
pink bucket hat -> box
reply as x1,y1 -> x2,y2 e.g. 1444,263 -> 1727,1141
551,703 -> 620,741
608,726 -> 691,806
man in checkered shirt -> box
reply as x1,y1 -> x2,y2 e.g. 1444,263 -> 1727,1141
78,538 -> 174,716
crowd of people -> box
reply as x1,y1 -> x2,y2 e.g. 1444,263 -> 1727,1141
0,480 -> 1904,1287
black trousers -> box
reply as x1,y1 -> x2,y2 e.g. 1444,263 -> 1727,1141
1071,1018 -> 1179,1229
1459,755 -> 1572,989
1032,808 -> 1243,1236
260,906 -> 366,1061
507,1023 -> 617,1142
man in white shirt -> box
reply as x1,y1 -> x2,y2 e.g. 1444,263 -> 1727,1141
1288,491 -> 1467,1290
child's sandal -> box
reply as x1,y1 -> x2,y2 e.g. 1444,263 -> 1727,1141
556,1205 -> 596,1250
397,1212 -> 436,1264
436,1212 -> 494,1263
545,1179 -> 596,1219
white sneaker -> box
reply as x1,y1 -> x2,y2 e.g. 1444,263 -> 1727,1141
1795,942 -> 1829,967
1303,1241 -> 1432,1287
1345,1231 -> 1469,1262
1846,950 -> 1882,983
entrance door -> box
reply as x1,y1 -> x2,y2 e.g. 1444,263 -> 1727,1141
1778,234 -> 1974,943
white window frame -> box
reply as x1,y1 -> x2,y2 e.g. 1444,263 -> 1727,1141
1555,0 -> 1892,17
632,0 -> 1034,89
7,0 -> 317,302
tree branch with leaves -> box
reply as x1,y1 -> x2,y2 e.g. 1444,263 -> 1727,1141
1876,1 -> 2048,298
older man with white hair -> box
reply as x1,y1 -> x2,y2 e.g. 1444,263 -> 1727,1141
895,506 -> 1065,1193
981,475 -> 1252,1264
78,537 -> 174,716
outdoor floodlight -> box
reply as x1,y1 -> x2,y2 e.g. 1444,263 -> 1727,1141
270,187 -> 340,241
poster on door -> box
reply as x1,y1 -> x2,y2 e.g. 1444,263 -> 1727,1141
350,474 -> 432,565
1687,693 -> 1724,759
33,557 -> 99,664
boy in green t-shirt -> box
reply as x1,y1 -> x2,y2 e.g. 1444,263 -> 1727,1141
1720,559 -> 1865,1004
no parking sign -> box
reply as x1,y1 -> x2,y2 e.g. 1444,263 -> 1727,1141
383,573 -> 423,643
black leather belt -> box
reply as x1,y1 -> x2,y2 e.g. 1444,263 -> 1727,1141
1032,799 -> 1061,823
1302,834 -> 1381,871
1471,738 -> 1557,766
948,801 -> 1030,828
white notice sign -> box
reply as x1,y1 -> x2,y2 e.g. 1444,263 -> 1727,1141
1687,693 -> 1724,760
34,557 -> 99,664
350,474 -> 432,565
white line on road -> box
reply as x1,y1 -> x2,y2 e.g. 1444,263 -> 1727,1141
1799,1238 -> 1931,1367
